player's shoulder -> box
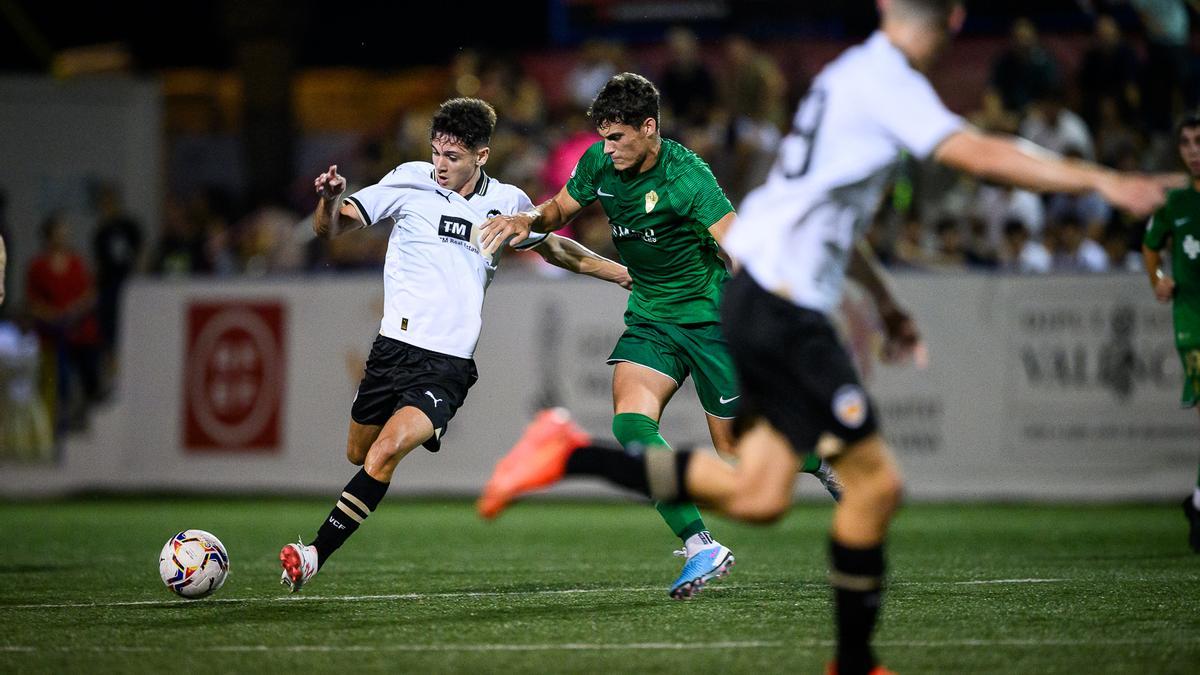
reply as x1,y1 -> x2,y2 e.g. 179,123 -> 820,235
1165,186 -> 1198,206
820,31 -> 926,94
575,140 -> 609,171
377,161 -> 435,187
661,138 -> 715,181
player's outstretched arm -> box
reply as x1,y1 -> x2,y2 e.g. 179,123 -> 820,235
480,186 -> 584,254
935,128 -> 1173,217
1142,244 -> 1176,303
848,240 -> 925,366
534,233 -> 632,289
312,164 -> 364,239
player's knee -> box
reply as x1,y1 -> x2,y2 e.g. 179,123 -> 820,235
724,487 -> 790,524
865,465 -> 904,516
345,442 -> 367,466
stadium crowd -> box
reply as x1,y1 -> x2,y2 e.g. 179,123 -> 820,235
1,7 -> 1198,452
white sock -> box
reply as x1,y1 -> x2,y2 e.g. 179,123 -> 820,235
684,531 -> 719,558
1192,487 -> 1200,511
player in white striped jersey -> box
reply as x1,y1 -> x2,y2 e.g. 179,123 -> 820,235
475,2 -> 1172,673
280,98 -> 629,592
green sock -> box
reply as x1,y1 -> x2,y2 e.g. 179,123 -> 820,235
801,454 -> 822,474
612,412 -> 708,540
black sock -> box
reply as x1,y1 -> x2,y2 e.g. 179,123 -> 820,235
564,444 -> 694,502
829,539 -> 886,675
310,468 -> 390,568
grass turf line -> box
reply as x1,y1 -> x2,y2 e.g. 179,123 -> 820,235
0,500 -> 1196,674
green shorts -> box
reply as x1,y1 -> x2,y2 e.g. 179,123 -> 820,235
607,319 -> 739,418
1181,348 -> 1200,408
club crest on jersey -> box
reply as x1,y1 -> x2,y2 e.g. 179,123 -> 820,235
832,385 -> 867,429
644,190 -> 659,213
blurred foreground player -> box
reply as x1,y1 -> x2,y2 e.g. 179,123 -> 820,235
479,1 -> 1169,672
279,98 -> 629,591
1142,113 -> 1200,554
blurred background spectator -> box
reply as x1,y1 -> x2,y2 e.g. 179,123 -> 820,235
26,215 -> 102,433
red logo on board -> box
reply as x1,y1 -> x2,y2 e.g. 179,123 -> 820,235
183,302 -> 286,451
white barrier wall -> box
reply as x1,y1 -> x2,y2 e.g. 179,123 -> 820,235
1,273 -> 1194,500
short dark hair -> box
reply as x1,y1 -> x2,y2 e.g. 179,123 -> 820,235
588,72 -> 660,129
1177,111 -> 1200,141
430,98 -> 496,151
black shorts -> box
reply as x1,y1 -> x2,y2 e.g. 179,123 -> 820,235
721,272 -> 879,455
350,334 -> 478,452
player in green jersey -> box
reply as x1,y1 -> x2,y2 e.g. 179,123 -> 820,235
1143,113 -> 1200,554
480,72 -> 839,598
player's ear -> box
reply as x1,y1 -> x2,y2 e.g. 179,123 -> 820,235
476,146 -> 490,167
642,117 -> 658,137
948,4 -> 966,34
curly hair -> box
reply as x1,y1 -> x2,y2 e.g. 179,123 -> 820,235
1178,111 -> 1200,141
430,98 -> 496,150
587,72 -> 660,129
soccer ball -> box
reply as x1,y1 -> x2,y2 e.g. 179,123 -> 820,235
159,529 -> 230,599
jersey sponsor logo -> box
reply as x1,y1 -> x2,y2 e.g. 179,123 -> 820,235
425,390 -> 443,407
1185,234 -> 1200,260
611,224 -> 657,243
644,190 -> 659,213
718,395 -> 740,404
597,187 -> 615,198
438,215 -> 473,243
832,385 -> 867,429
487,209 -> 502,218
435,190 -> 452,202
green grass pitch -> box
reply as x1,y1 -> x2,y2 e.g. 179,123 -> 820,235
1,498 -> 1197,673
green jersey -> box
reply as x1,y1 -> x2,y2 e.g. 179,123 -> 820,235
566,138 -> 734,325
1144,185 -> 1200,349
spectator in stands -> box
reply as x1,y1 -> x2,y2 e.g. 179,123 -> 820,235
1053,214 -> 1110,272
566,41 -> 626,111
973,183 -> 1046,248
91,183 -> 143,388
1001,219 -> 1052,274
238,198 -> 306,276
0,190 -> 9,306
1077,14 -> 1142,129
969,89 -> 1021,134
0,307 -> 53,461
929,217 -> 968,270
1102,220 -> 1142,271
720,35 -> 788,199
892,215 -> 932,269
659,27 -> 718,133
26,214 -> 103,431
153,198 -> 207,276
964,216 -> 1000,269
1094,98 -> 1144,168
989,17 -> 1062,113
1046,147 -> 1113,237
1129,0 -> 1193,134
0,230 -> 5,308
1020,87 -> 1097,160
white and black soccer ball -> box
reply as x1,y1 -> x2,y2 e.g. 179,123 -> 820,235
158,529 -> 230,599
